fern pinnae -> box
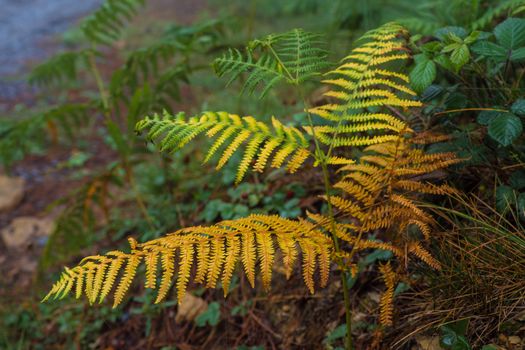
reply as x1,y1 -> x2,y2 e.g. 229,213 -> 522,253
82,0 -> 144,45
237,134 -> 265,183
217,129 -> 251,169
299,240 -> 317,294
145,250 -> 159,289
256,230 -> 275,291
113,254 -> 141,307
99,253 -> 126,303
221,235 -> 241,296
176,243 -> 194,303
155,249 -> 175,304
378,262 -> 396,327
275,234 -> 298,279
207,235 -> 225,288
75,270 -> 85,300
194,240 -> 210,284
316,245 -> 330,288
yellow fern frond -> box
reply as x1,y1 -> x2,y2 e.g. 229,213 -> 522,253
408,242 -> 441,270
44,215 -> 334,306
378,262 -> 396,327
136,111 -> 311,183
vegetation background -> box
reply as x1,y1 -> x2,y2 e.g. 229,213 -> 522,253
0,0 -> 524,349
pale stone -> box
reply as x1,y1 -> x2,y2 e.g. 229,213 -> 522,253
415,336 -> 441,350
0,175 -> 25,212
1,216 -> 54,250
175,293 -> 208,323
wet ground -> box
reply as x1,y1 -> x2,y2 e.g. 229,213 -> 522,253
0,0 -> 102,101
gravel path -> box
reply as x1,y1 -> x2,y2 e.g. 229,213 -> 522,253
0,0 -> 102,76
0,0 -> 102,101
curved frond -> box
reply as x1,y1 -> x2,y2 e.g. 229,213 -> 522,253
29,51 -> 89,87
81,0 -> 145,45
214,29 -> 330,97
136,111 -> 312,183
378,262 -> 396,327
307,22 -> 421,149
43,215 -> 333,306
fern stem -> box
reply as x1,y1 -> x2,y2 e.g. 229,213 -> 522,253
299,88 -> 354,350
87,49 -> 110,114
87,46 -> 154,229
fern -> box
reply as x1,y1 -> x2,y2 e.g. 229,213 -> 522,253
214,28 -> 330,97
43,215 -> 332,306
471,0 -> 525,30
0,104 -> 89,168
307,22 -> 421,148
29,51 -> 90,87
136,111 -> 311,183
306,23 -> 459,325
81,0 -> 145,45
45,24 -> 460,332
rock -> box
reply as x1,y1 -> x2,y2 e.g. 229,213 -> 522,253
0,175 -> 25,212
175,293 -> 208,323
508,336 -> 521,345
1,216 -> 54,250
415,336 -> 441,350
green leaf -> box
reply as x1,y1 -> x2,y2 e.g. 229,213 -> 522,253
488,113 -> 523,146
477,110 -> 501,125
434,54 -> 455,71
410,54 -> 436,93
511,99 -> 525,115
518,193 -> 525,220
471,41 -> 507,61
450,45 -> 470,71
441,326 -> 458,348
324,324 -> 347,344
195,302 -> 221,327
510,170 -> 525,190
511,47 -> 525,61
481,345 -> 499,350
435,26 -> 468,41
494,18 -> 525,49
496,185 -> 516,212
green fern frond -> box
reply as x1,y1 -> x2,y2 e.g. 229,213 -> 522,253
214,29 -> 330,97
81,0 -> 145,45
471,0 -> 525,30
109,43 -> 185,97
43,215 -> 333,306
29,51 -> 89,86
136,111 -> 311,183
0,104 -> 89,168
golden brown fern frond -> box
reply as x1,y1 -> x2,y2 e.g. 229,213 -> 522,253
378,262 -> 396,327
43,215 -> 333,307
306,22 -> 421,149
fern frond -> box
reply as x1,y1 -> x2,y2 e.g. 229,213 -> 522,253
43,215 -> 333,306
136,111 -> 311,183
471,0 -> 525,30
29,51 -> 89,86
308,22 -> 421,149
408,242 -> 441,270
214,29 -> 330,97
378,262 -> 396,327
81,0 -> 145,45
0,104 -> 89,169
